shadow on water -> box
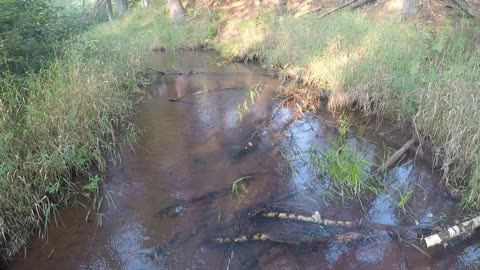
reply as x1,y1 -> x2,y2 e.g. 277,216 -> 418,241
11,51 -> 480,270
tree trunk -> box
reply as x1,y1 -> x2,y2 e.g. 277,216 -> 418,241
402,0 -> 421,20
117,0 -> 128,17
93,0 -> 106,19
106,0 -> 114,21
142,0 -> 149,8
167,0 -> 186,25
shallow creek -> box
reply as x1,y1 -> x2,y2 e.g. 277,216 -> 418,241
12,52 -> 480,269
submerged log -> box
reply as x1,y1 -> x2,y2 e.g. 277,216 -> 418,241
212,230 -> 391,245
142,68 -> 274,77
424,215 -> 480,248
260,210 -> 360,227
155,174 -> 256,218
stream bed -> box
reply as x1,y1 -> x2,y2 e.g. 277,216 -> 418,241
11,52 -> 480,270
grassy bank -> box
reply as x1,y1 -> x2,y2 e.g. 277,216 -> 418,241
216,11 -> 480,210
0,3 -> 212,257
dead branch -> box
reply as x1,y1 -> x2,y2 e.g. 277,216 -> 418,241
453,0 -> 478,18
424,215 -> 480,248
167,97 -> 194,104
317,0 -> 360,19
375,136 -> 417,174
350,0 -> 376,9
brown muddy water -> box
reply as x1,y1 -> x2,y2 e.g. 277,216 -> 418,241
10,52 -> 480,270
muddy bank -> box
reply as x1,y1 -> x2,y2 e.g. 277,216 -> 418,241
10,51 -> 480,269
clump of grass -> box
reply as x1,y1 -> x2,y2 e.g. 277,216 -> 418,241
0,2 -> 214,258
387,185 -> 414,219
231,176 -> 251,198
319,145 -> 378,198
337,114 -> 351,144
235,84 -> 261,120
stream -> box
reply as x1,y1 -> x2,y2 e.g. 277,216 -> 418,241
11,51 -> 480,269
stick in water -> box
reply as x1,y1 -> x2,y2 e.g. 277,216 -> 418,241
376,136 -> 417,174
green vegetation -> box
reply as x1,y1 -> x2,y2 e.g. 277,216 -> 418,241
319,145 -> 378,199
0,1 -> 213,257
393,186 -> 414,216
231,176 -> 251,197
1,0 -> 94,74
216,11 -> 480,211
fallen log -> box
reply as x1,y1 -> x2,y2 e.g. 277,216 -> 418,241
351,0 -> 376,9
453,0 -> 478,18
317,0 -> 360,19
256,209 -> 447,242
375,136 -> 417,174
424,215 -> 480,248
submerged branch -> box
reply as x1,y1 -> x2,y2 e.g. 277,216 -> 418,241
376,136 -> 417,174
142,68 -> 274,77
155,174 -> 256,218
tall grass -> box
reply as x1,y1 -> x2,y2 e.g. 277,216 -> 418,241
0,2 -> 213,257
216,11 -> 480,211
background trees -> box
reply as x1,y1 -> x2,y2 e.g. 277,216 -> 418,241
0,0 -> 92,74
167,0 -> 186,24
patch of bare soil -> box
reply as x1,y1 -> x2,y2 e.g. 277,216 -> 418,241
205,0 -> 479,25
